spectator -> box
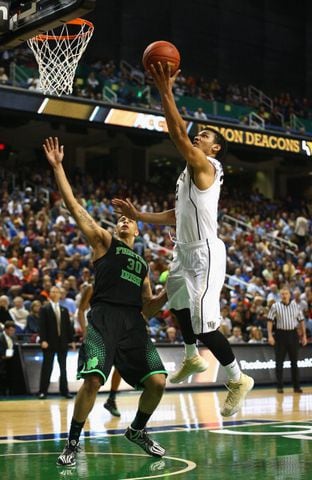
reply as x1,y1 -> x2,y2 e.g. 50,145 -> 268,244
39,275 -> 52,303
228,267 -> 245,288
261,261 -> 275,283
9,296 -> 29,332
267,283 -> 280,304
23,257 -> 40,283
65,237 -> 90,257
268,106 -> 283,127
79,267 -> 92,287
0,321 -> 17,395
25,300 -> 42,341
0,67 -> 9,84
253,307 -> 269,336
282,258 -> 296,281
148,310 -> 168,341
247,277 -> 266,297
294,215 -> 309,249
27,77 -> 41,91
64,276 -> 79,299
59,286 -> 77,322
0,250 -> 9,275
194,107 -> 208,120
293,288 -> 308,316
39,249 -> 58,273
228,326 -> 245,344
9,257 -> 23,280
86,71 -> 100,95
219,306 -> 232,337
257,104 -> 271,122
21,272 -> 42,305
179,105 -> 191,116
0,295 -> 13,329
248,326 -> 266,344
0,264 -> 23,296
66,255 -> 83,280
165,326 -> 180,343
133,232 -> 145,257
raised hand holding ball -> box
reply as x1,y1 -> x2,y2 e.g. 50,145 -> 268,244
142,40 -> 180,75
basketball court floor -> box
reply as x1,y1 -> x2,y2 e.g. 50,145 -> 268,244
0,386 -> 311,479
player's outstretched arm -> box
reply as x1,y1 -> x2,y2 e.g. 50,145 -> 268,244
150,63 -> 212,175
112,198 -> 176,226
141,276 -> 168,318
43,137 -> 111,250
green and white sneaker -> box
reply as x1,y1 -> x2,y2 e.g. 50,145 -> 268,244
56,440 -> 80,467
125,427 -> 165,457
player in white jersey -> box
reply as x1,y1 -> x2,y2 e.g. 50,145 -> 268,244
113,62 -> 254,416
169,156 -> 226,335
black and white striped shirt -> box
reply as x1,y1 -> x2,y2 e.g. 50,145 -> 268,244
267,300 -> 304,330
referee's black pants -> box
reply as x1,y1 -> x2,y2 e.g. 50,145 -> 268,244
275,329 -> 300,390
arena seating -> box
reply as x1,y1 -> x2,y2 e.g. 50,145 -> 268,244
0,169 -> 311,345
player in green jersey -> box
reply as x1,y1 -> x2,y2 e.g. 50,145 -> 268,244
43,137 -> 168,467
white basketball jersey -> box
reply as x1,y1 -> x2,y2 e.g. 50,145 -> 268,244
175,157 -> 224,243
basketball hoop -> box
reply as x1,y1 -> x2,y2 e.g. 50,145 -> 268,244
27,18 -> 94,96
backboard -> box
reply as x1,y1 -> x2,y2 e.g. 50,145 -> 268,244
0,0 -> 96,49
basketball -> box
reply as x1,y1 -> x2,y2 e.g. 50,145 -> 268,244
142,40 -> 180,74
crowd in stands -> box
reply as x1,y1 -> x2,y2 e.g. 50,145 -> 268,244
1,48 -> 312,132
0,166 -> 311,348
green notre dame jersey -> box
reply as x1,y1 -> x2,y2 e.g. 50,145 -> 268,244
90,237 -> 148,308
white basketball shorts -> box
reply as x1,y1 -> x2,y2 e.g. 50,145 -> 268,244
167,237 -> 226,334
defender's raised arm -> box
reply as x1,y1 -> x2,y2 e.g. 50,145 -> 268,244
43,137 -> 111,256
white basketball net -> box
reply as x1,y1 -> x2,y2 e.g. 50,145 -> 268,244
27,18 -> 94,96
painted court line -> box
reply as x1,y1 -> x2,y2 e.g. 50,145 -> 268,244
0,452 -> 197,479
0,419 -> 274,443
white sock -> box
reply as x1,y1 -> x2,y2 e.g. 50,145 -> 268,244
184,344 -> 199,359
224,359 -> 241,382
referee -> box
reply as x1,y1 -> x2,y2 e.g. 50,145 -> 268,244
267,287 -> 307,393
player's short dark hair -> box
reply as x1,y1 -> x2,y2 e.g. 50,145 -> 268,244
204,128 -> 228,161
4,321 -> 16,330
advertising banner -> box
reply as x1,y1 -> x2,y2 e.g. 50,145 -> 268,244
21,344 -> 312,394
